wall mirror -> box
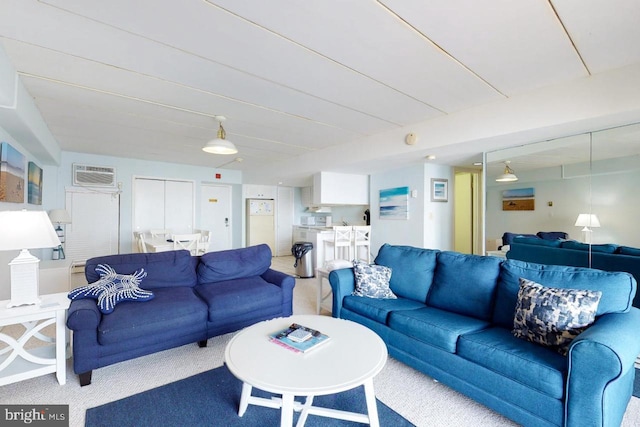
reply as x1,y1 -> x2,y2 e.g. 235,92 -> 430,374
484,121 -> 640,265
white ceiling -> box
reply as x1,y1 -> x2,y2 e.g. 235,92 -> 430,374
1,0 -> 639,185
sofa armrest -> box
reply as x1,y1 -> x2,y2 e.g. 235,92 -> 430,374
66,299 -> 102,331
328,268 -> 355,319
566,308 -> 640,427
261,268 -> 295,292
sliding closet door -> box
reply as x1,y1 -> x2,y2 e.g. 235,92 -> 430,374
133,178 -> 194,236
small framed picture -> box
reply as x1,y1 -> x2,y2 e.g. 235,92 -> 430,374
431,178 -> 448,202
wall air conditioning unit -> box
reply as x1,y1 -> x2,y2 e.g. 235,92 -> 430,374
73,164 -> 116,188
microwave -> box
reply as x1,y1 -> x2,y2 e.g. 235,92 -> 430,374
300,216 -> 316,226
301,216 -> 332,226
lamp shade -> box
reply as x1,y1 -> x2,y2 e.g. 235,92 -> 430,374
574,214 -> 601,228
48,209 -> 72,224
0,210 -> 61,251
495,161 -> 518,182
202,138 -> 238,154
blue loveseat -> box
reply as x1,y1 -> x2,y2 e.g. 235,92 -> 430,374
329,244 -> 640,427
66,244 -> 295,386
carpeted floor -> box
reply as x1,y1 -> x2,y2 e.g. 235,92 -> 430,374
85,364 -> 414,427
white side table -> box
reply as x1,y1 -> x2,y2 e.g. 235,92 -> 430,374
0,292 -> 71,386
315,268 -> 332,315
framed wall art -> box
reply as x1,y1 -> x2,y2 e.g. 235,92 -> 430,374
430,178 -> 448,202
379,186 -> 409,220
502,187 -> 535,211
28,161 -> 43,205
0,142 -> 25,203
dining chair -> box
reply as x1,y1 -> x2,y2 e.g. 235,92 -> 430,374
150,229 -> 171,239
352,226 -> 371,263
171,233 -> 201,255
323,226 -> 353,264
134,231 -> 148,253
194,229 -> 211,255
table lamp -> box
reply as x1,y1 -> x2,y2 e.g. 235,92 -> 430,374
48,209 -> 72,260
0,210 -> 61,307
574,213 -> 600,244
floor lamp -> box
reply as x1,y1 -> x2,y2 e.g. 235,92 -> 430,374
0,210 -> 61,307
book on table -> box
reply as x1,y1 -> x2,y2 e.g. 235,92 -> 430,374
269,323 -> 330,354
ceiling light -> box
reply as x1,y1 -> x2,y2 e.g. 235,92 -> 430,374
495,161 -> 518,182
425,154 -> 436,160
203,116 -> 238,155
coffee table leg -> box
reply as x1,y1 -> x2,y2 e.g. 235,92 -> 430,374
295,395 -> 314,427
364,378 -> 380,427
239,382 -> 252,416
281,393 -> 295,426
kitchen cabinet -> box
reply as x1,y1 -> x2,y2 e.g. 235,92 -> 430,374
312,172 -> 368,205
244,184 -> 276,199
301,186 -> 313,208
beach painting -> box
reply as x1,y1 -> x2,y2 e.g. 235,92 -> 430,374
28,161 -> 43,205
502,187 -> 535,211
379,186 -> 409,220
0,142 -> 25,203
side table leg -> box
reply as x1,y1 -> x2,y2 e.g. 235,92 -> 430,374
363,378 -> 379,427
55,309 -> 66,385
316,275 -> 323,314
296,395 -> 314,427
281,393 -> 295,427
238,382 -> 252,416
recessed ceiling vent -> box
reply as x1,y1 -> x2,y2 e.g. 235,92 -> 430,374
73,164 -> 116,187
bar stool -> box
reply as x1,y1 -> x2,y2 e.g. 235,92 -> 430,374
324,226 -> 353,263
352,226 -> 371,263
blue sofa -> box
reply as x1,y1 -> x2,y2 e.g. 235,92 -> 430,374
66,244 -> 295,386
329,244 -> 640,427
508,237 -> 640,308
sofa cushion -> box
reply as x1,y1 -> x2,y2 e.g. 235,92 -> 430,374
616,246 -> 640,257
513,236 -> 562,248
560,241 -> 618,253
536,231 -> 569,240
493,260 -> 635,329
512,278 -> 601,355
98,287 -> 207,345
195,276 -> 282,323
458,327 -> 566,400
373,244 -> 438,302
197,244 -> 272,284
352,261 -> 396,299
388,307 -> 490,353
86,250 -> 197,289
69,264 -> 153,314
427,252 -> 502,320
342,295 -> 425,324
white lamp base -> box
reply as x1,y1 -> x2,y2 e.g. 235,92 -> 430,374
581,227 -> 593,244
7,249 -> 41,308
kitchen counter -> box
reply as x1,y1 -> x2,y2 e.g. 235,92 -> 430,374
292,226 -> 336,272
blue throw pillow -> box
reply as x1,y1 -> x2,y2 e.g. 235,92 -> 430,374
536,231 -> 568,240
513,236 -> 562,247
617,246 -> 640,257
512,278 -> 601,355
352,260 -> 396,299
68,264 -> 153,314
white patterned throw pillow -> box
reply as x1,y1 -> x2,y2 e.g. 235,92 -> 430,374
68,264 -> 153,314
512,278 -> 601,355
352,260 -> 397,299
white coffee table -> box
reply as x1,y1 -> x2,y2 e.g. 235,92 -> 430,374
224,315 -> 387,427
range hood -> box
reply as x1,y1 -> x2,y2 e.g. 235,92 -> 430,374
306,206 -> 332,213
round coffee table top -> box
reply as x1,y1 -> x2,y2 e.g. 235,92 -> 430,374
224,315 -> 387,396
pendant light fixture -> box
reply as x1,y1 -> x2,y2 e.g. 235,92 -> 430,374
202,116 -> 238,155
495,161 -> 518,182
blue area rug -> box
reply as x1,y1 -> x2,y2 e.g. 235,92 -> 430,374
85,364 -> 414,426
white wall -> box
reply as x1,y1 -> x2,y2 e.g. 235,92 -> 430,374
369,163 -> 454,257
54,151 -> 244,254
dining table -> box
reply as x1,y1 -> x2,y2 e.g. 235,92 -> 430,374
144,237 -> 175,253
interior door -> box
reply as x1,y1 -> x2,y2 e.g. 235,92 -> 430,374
276,186 -> 294,256
65,188 -> 120,264
200,184 -> 232,252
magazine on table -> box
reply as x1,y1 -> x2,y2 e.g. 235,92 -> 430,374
269,323 -> 330,354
